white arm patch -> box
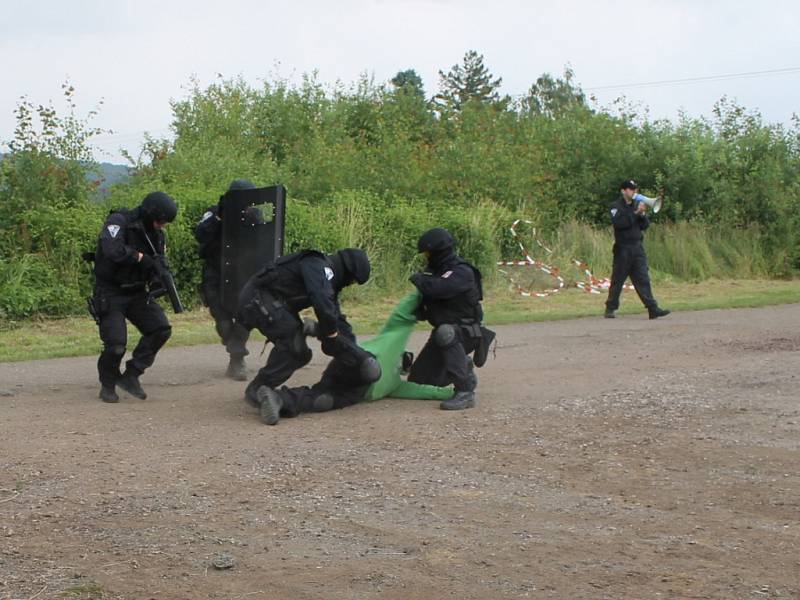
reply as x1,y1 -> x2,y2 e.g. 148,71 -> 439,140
324,267 -> 334,280
107,224 -> 121,238
441,270 -> 453,278
610,208 -> 618,217
201,211 -> 214,222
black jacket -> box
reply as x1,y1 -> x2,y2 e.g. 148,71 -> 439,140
412,252 -> 483,327
246,250 -> 348,337
93,208 -> 165,291
194,205 -> 222,280
610,195 -> 650,246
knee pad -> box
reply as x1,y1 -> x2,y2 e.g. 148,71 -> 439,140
312,393 -> 334,412
291,330 -> 311,361
105,344 -> 126,358
148,326 -> 172,349
216,319 -> 234,343
359,356 -> 382,384
433,324 -> 457,348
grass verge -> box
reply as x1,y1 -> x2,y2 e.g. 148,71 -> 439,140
0,279 -> 798,363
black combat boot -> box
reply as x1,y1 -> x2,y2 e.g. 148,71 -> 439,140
258,386 -> 283,425
243,381 -> 260,408
226,355 -> 248,381
473,327 -> 496,368
604,308 -> 616,319
99,386 -> 119,403
648,306 -> 671,320
440,390 -> 476,410
117,371 -> 147,399
302,318 -> 319,338
440,365 -> 477,411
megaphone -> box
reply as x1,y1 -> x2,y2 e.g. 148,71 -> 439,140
633,193 -> 662,213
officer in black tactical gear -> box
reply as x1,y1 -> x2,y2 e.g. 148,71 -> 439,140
237,248 -> 373,423
91,191 -> 178,403
604,179 -> 670,320
194,179 -> 253,380
407,227 -> 494,411
256,337 -> 381,426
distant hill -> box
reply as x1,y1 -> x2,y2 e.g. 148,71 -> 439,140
0,152 -> 131,200
87,161 -> 131,199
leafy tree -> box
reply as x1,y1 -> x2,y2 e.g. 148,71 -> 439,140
522,67 -> 587,118
390,69 -> 425,98
434,50 -> 506,112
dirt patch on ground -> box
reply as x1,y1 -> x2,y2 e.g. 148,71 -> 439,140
2,304 -> 799,599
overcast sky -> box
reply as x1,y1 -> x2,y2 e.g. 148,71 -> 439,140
2,0 -> 799,164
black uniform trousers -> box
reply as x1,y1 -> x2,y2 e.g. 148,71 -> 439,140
408,325 -> 479,392
200,275 -> 250,358
238,285 -> 312,398
95,287 -> 172,388
605,243 -> 657,311
274,357 -> 369,417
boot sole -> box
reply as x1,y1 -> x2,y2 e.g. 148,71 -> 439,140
226,369 -> 249,381
117,379 -> 147,400
258,387 -> 281,425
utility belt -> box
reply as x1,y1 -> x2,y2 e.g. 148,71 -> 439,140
251,289 -> 288,324
458,318 -> 483,340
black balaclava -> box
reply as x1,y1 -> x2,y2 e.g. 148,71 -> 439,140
417,227 -> 455,270
328,248 -> 370,289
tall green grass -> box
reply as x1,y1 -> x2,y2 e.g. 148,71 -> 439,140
497,220 -> 775,292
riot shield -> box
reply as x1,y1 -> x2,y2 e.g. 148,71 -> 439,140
220,185 -> 286,313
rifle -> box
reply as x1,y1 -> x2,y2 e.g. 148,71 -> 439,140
142,231 -> 184,314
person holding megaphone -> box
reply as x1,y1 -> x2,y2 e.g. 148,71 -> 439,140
604,179 -> 670,320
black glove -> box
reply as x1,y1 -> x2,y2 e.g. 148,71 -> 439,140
320,335 -> 342,357
139,254 -> 155,272
155,255 -> 170,271
217,194 -> 226,219
409,272 -> 424,288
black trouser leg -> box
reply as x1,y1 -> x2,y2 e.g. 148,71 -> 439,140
248,310 -> 311,392
125,294 -> 172,376
606,245 -> 633,311
276,359 -> 368,417
97,305 -> 128,389
409,329 -> 477,391
629,246 -> 657,309
204,279 -> 250,357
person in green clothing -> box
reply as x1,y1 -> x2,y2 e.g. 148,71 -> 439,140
256,291 -> 453,425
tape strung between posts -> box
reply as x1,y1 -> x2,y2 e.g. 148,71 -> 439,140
498,219 -> 634,297
496,220 -> 565,297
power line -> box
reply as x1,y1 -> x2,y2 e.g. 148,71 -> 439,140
585,66 -> 800,92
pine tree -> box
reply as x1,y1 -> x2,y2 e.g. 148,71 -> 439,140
434,50 -> 505,112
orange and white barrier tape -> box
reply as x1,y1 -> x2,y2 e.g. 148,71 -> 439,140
498,220 -> 633,297
497,220 -> 565,297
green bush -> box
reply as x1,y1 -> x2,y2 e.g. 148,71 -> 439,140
2,72 -> 798,321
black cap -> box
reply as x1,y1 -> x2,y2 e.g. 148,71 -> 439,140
620,179 -> 639,190
140,191 -> 178,223
417,228 -> 455,253
228,179 -> 256,191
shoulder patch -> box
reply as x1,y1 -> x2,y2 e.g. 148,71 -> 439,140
441,270 -> 453,278
107,224 -> 121,238
201,210 -> 214,222
324,267 -> 334,281
610,208 -> 618,217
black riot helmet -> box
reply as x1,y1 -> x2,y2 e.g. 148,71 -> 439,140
417,228 -> 454,254
140,191 -> 178,224
329,248 -> 371,287
228,179 -> 256,191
